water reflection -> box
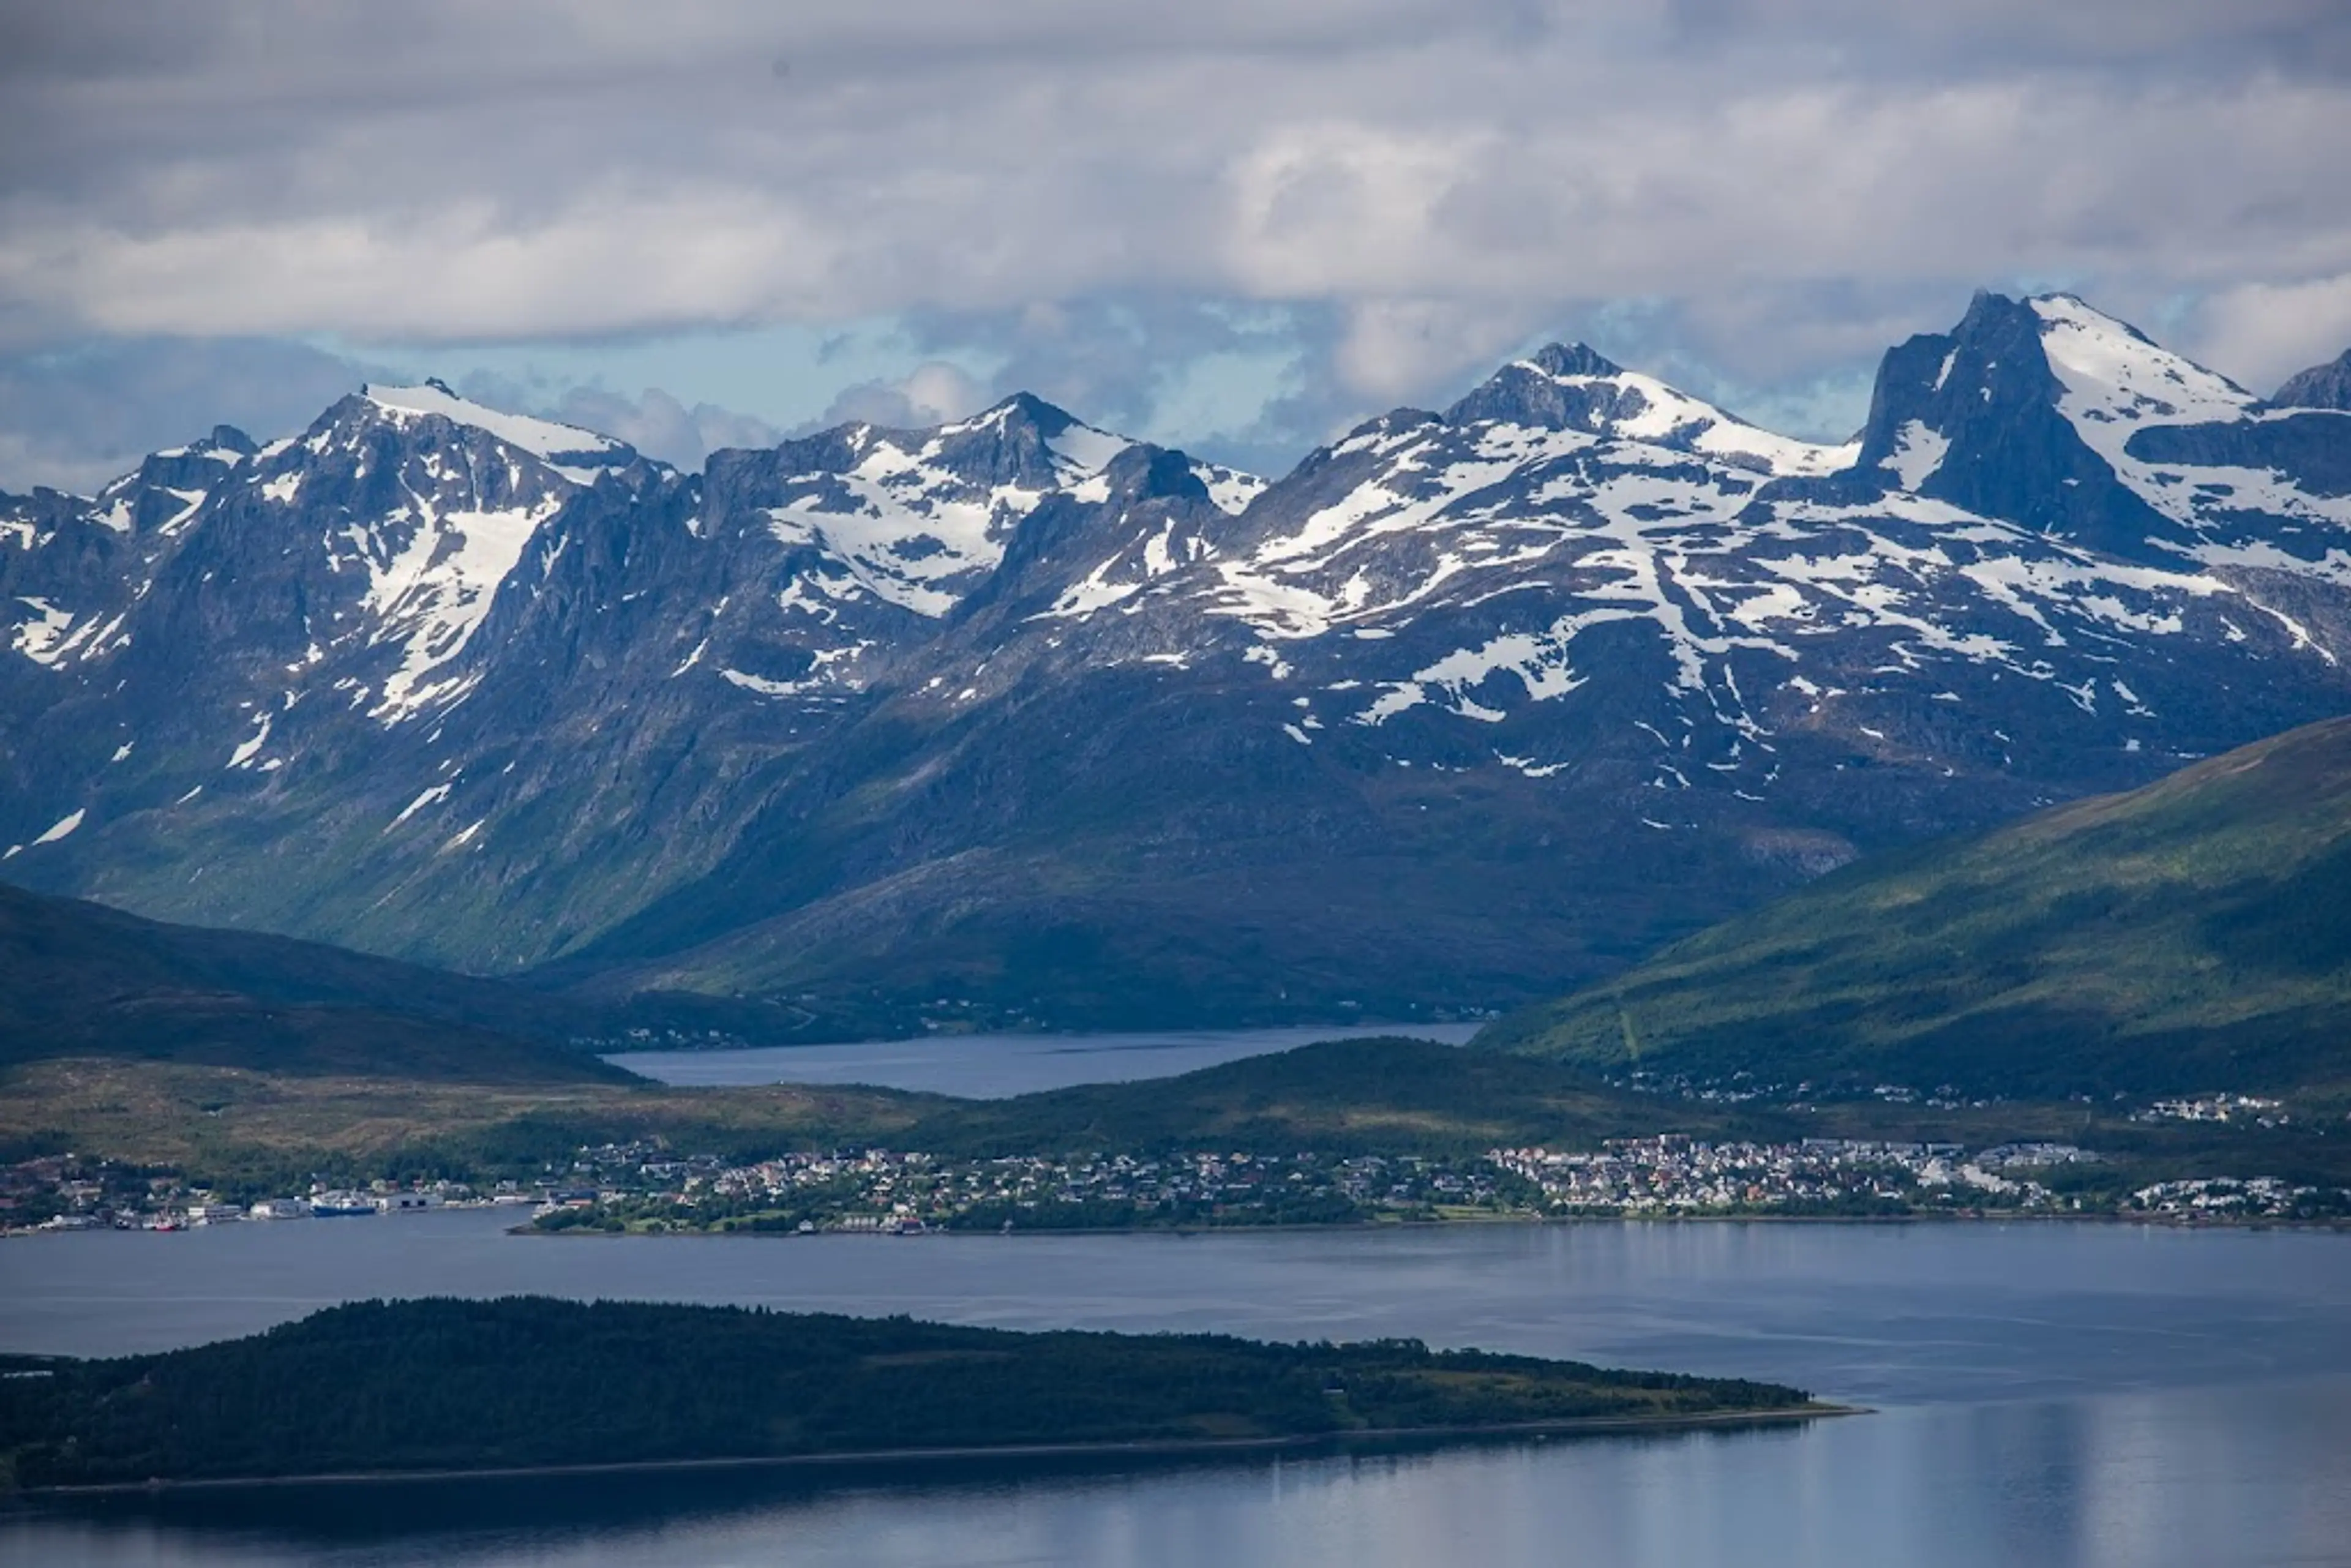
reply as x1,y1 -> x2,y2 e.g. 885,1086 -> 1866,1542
603,1022 -> 1480,1097
7,1218 -> 2350,1566
14,1387 -> 2351,1568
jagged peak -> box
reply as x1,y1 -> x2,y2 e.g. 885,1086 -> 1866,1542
975,390 -> 1080,435
1445,345 -> 1851,478
910,392 -> 1133,488
2273,347 -> 2351,412
1921,290 -> 2259,418
1095,441 -> 1212,506
1526,342 -> 1625,380
145,425 -> 257,465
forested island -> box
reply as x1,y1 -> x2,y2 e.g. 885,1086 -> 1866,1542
0,1297 -> 1829,1491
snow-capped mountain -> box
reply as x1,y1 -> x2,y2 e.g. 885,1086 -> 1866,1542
1857,292 -> 2351,572
7,294 -> 2351,1030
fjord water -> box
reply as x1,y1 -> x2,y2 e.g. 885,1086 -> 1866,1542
6,1212 -> 2349,1567
604,1022 -> 1481,1097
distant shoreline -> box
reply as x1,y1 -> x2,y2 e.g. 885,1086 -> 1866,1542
19,1404 -> 1862,1499
511,1209 -> 2351,1242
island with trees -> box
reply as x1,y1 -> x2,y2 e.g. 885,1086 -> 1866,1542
0,1296 -> 1833,1491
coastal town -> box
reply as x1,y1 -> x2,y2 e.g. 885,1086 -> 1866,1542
0,1153 -> 536,1232
8,1130 -> 2348,1238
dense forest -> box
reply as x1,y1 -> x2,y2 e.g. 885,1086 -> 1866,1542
0,1297 -> 1815,1489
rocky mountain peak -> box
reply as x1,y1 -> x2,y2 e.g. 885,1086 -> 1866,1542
2274,348 -> 2351,412
356,381 -> 641,476
1854,291 -> 2192,560
1446,344 -> 1851,477
1528,342 -> 1625,379
917,392 -> 1109,493
1097,442 -> 1213,508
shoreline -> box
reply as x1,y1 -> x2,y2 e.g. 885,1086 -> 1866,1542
16,1404 -> 1862,1499
13,1204 -> 2344,1247
513,1207 -> 2351,1242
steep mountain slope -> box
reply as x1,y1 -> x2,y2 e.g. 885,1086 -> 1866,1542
1857,293 -> 2351,569
552,315 -> 2351,1021
1480,715 -> 2351,1098
0,881 -> 631,1082
2275,348 -> 2351,413
1,386 -> 1228,975
6,294 -> 2351,1030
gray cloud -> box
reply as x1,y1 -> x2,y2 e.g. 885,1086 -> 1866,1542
460,377 -> 788,472
801,362 -> 988,435
0,336 -> 381,493
4,1 -> 2351,478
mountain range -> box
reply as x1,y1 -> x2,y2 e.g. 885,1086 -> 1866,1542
7,293 -> 2351,1033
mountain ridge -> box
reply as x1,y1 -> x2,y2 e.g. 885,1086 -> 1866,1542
1477,713 -> 2351,1098
8,293 -> 2351,1030
0,879 -> 634,1083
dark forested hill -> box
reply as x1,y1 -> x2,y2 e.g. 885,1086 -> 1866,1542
0,1297 -> 1817,1489
1482,716 -> 2351,1098
0,880 -> 630,1083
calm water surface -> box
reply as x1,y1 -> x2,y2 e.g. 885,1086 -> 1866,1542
4,1212 -> 2347,1567
603,1022 -> 1480,1097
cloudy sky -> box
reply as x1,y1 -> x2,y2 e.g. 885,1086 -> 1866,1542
4,0 -> 2350,491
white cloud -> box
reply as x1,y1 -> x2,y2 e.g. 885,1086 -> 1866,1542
808,362 -> 987,432
4,2 -> 2351,477
0,336 -> 384,493
532,384 -> 785,471
7,7 -> 2350,355
2191,274 -> 2351,394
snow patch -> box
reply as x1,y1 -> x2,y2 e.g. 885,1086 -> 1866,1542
227,711 -> 272,769
345,492 -> 564,721
11,597 -> 75,666
1883,421 -> 1950,489
388,782 -> 452,828
31,808 -> 84,846
365,383 -> 631,480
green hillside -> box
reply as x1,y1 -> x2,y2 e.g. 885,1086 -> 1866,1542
899,1036 -> 1793,1158
1481,716 -> 2351,1098
0,880 -> 631,1084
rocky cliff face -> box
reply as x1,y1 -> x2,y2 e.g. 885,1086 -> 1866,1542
7,297 -> 2351,1030
2274,349 -> 2351,413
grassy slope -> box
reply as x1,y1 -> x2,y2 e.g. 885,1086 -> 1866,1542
0,1058 -> 934,1187
12,1038 -> 2347,1193
895,1038 -> 2351,1184
1480,716 -> 2351,1097
897,1037 -> 1799,1157
0,1041 -> 1750,1183
0,879 -> 626,1084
